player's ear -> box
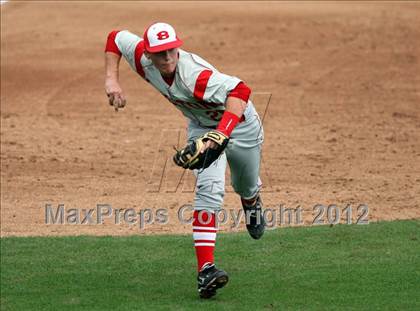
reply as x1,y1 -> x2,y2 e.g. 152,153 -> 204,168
144,51 -> 150,59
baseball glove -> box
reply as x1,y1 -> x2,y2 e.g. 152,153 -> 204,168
173,131 -> 229,170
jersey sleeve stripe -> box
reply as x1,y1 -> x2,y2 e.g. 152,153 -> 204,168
134,40 -> 146,78
105,30 -> 122,56
227,81 -> 251,102
193,69 -> 213,101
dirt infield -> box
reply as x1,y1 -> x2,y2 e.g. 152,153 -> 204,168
1,2 -> 419,237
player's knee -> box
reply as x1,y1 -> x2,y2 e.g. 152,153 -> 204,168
233,186 -> 254,199
232,181 -> 260,199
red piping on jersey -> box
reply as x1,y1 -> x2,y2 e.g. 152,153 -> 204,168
134,41 -> 146,78
105,30 -> 122,56
194,70 -> 213,101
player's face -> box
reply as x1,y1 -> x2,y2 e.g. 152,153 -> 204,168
148,48 -> 179,76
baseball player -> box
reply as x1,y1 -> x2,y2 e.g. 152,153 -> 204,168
104,22 -> 265,299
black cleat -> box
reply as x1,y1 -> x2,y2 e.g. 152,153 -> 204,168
197,263 -> 229,299
242,195 -> 265,240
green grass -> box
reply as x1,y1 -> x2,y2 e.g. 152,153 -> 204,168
1,220 -> 419,310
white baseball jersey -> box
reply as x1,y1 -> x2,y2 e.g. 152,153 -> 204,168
113,30 -> 243,128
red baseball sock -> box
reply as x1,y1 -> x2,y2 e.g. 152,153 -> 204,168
193,210 -> 217,272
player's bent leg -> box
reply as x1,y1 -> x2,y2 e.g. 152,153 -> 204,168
226,139 -> 262,199
227,102 -> 264,199
226,136 -> 266,239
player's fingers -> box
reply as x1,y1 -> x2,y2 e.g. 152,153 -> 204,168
200,140 -> 211,154
113,96 -> 121,111
209,141 -> 217,149
108,93 -> 114,106
113,99 -> 119,111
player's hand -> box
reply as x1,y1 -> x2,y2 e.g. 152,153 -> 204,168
173,131 -> 229,170
200,140 -> 217,154
105,79 -> 126,111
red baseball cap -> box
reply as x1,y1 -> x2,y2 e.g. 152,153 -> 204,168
143,22 -> 183,53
